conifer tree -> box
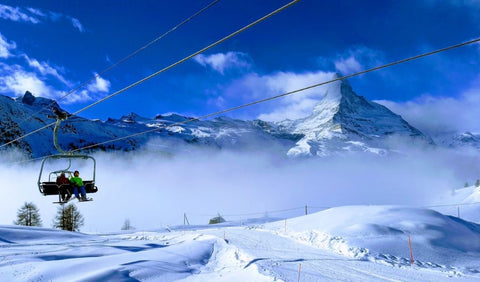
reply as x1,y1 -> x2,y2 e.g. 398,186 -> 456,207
53,204 -> 84,231
475,179 -> 480,188
121,219 -> 135,230
14,202 -> 42,227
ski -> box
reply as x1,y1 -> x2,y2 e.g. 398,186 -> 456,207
53,197 -> 93,204
78,198 -> 93,202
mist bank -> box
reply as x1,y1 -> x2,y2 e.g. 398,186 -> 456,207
0,143 -> 478,233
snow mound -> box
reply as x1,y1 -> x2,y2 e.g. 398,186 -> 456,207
264,205 -> 480,273
0,225 -> 94,244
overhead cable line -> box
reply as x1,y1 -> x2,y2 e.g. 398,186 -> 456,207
68,0 -> 301,117
0,0 -> 300,150
58,0 -> 221,105
58,36 -> 480,155
0,0 -> 220,146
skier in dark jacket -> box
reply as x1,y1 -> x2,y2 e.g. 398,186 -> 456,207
56,173 -> 71,202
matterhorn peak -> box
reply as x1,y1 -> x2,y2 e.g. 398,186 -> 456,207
285,78 -> 431,157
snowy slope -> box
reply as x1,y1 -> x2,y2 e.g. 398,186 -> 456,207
0,205 -> 479,281
266,206 -> 480,269
431,185 -> 480,224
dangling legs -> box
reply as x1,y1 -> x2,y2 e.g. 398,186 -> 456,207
73,186 -> 80,198
80,186 -> 86,199
73,186 -> 87,200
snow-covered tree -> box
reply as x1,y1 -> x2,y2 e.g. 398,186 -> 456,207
14,202 -> 42,227
53,204 -> 84,232
121,219 -> 135,230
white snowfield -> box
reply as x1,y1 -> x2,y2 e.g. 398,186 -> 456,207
1,205 -> 479,281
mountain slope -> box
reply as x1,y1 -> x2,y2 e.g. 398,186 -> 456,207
0,92 -> 301,158
432,131 -> 480,150
281,78 -> 432,156
0,79 -> 434,158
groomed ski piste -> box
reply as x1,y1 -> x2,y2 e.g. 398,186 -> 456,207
1,202 -> 480,281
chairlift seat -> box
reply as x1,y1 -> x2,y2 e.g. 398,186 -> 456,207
38,154 -> 98,201
39,181 -> 98,196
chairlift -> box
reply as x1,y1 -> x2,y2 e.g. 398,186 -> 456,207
37,111 -> 98,204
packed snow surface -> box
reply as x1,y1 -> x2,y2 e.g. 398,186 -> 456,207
1,205 -> 479,281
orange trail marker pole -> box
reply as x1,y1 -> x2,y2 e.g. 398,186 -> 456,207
297,263 -> 302,282
408,235 -> 414,266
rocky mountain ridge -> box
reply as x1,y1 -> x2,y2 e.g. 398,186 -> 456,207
0,80 -> 474,158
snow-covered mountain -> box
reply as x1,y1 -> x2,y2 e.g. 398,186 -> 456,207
0,91 -> 301,158
0,92 -> 151,157
278,78 -> 432,156
0,79 -> 435,158
432,131 -> 480,150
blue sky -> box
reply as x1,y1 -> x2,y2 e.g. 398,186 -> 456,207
1,0 -> 480,133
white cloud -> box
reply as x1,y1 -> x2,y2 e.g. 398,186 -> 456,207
262,71 -> 341,121
62,74 -> 111,104
26,7 -> 46,18
70,17 -> 85,32
222,70 -> 339,121
0,4 -> 85,32
0,33 -> 16,58
334,56 -> 363,74
375,75 -> 480,134
0,22 -> 89,104
0,64 -> 62,99
332,46 -> 384,75
2,146 -> 474,232
22,55 -> 70,86
194,52 -> 252,74
207,95 -> 227,109
87,74 -> 111,93
0,4 -> 40,23
65,90 -> 94,104
0,41 -> 107,104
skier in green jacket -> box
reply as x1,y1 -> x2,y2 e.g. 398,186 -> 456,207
70,170 -> 87,201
